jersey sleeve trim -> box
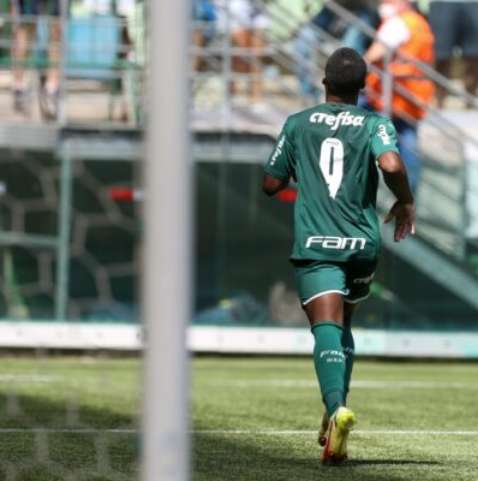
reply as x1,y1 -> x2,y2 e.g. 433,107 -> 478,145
373,144 -> 400,160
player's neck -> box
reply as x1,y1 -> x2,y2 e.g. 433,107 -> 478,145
325,94 -> 358,106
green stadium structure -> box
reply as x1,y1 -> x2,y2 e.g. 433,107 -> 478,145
0,128 -> 478,357
1,0 -> 478,357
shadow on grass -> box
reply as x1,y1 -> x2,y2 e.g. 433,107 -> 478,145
0,392 -> 138,481
346,459 -> 441,467
193,430 -> 442,481
0,391 -> 134,429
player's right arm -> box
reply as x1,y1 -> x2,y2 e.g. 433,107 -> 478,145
262,119 -> 296,196
371,118 -> 416,242
379,151 -> 416,241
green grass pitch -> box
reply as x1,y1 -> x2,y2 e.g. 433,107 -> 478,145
0,355 -> 477,480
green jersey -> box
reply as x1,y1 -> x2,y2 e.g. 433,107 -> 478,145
264,102 -> 399,263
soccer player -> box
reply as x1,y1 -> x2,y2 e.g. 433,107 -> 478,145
262,48 -> 415,464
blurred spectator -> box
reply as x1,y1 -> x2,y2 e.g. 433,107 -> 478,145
228,0 -> 270,105
293,1 -> 321,102
11,0 -> 62,118
428,0 -> 478,107
192,0 -> 217,71
365,0 -> 434,192
312,0 -> 379,54
112,11 -> 132,121
294,0 -> 379,103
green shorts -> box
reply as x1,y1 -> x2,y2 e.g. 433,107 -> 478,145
293,259 -> 377,306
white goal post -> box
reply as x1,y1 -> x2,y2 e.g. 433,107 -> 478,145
142,1 -> 192,481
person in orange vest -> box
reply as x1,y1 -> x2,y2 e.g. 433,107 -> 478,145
364,0 -> 435,192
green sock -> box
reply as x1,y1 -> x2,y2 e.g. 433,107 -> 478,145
341,323 -> 355,403
311,323 -> 346,417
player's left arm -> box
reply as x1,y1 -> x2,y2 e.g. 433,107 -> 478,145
262,119 -> 296,196
262,174 -> 289,196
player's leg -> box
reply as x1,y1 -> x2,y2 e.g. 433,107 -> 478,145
296,262 -> 356,462
342,260 -> 376,399
304,293 -> 355,463
316,261 -> 375,462
300,267 -> 347,418
315,302 -> 358,454
296,262 -> 350,415
317,293 -> 359,447
309,296 -> 355,434
342,302 -> 357,403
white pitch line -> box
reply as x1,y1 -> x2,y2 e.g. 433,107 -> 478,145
358,430 -> 478,436
0,428 -> 477,436
192,429 -> 478,436
203,380 -> 478,389
0,374 -> 62,383
1,376 -> 475,389
352,380 -> 478,389
0,428 -> 137,434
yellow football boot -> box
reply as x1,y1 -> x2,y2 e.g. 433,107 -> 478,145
320,406 -> 356,464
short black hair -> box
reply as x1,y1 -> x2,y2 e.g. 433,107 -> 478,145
324,48 -> 367,96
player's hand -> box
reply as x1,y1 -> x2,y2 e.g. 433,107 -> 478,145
384,201 -> 416,242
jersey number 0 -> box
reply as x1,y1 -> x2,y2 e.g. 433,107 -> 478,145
319,138 -> 344,199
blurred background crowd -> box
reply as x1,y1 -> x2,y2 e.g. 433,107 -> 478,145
192,0 -> 477,105
0,1 -> 475,122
